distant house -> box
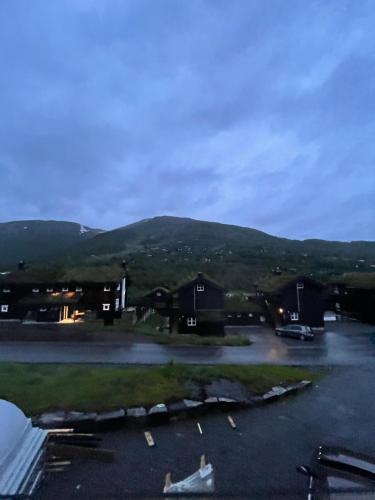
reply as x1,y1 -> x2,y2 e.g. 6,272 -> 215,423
257,275 -> 325,329
224,295 -> 266,326
327,273 -> 375,324
0,263 -> 127,324
171,273 -> 225,335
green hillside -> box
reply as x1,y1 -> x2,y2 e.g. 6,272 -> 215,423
1,216 -> 375,296
0,220 -> 103,268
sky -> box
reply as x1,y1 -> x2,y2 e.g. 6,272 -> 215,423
1,0 -> 374,241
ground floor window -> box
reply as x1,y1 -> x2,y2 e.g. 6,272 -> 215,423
290,312 -> 299,321
103,303 -> 110,311
187,317 -> 196,326
1,305 -> 8,313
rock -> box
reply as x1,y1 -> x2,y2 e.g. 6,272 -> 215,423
204,397 -> 219,404
37,411 -> 67,427
271,386 -> 287,396
204,379 -> 250,401
183,399 -> 203,408
167,401 -> 187,413
148,403 -> 167,414
218,397 -> 237,403
65,412 -> 97,423
96,409 -> 126,422
126,407 -> 147,417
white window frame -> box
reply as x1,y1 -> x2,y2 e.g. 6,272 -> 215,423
102,303 -> 110,311
62,287 -> 69,292
115,298 -> 120,311
248,313 -> 253,317
2,288 -> 10,293
1,305 -> 9,313
187,317 -> 196,327
32,288 -> 39,293
75,287 -> 83,292
196,284 -> 205,292
104,286 -> 111,292
290,312 -> 299,321
296,282 -> 304,290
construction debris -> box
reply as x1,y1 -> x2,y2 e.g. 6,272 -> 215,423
227,415 -> 237,429
197,422 -> 203,435
144,431 -> 155,447
163,454 -> 215,494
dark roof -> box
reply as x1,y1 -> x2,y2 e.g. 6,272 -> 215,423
174,273 -> 225,293
327,272 -> 375,290
17,292 -> 83,306
0,265 -> 125,285
256,274 -> 324,294
144,286 -> 171,297
224,296 -> 263,313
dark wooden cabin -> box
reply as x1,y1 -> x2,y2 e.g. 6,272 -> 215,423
0,263 -> 127,324
257,275 -> 325,329
171,272 -> 225,335
224,294 -> 266,326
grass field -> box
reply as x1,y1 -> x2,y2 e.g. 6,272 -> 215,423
0,363 -> 320,415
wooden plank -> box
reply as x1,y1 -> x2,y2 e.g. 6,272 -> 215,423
227,415 -> 237,429
48,443 -> 114,462
144,431 -> 155,447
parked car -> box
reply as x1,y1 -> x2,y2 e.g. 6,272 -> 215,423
297,445 -> 375,499
275,324 -> 314,340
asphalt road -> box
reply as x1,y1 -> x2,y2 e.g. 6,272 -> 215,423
41,363 -> 375,499
0,322 -> 374,366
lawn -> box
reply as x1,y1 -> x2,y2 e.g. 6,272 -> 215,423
0,363 -> 320,415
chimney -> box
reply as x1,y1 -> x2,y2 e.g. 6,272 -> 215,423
18,260 -> 25,271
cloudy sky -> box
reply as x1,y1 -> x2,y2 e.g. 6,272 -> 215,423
1,0 -> 374,240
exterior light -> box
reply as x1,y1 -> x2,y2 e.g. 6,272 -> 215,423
278,308 -> 284,314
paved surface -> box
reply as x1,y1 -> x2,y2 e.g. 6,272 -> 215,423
0,322 -> 374,366
41,364 -> 375,499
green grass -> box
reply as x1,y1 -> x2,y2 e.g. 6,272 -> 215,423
0,362 -> 320,416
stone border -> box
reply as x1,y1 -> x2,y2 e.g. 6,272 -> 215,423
33,380 -> 311,431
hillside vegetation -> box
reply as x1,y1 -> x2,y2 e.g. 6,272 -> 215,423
1,216 -> 375,295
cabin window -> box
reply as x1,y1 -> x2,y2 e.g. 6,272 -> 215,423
40,308 -> 47,312
103,303 -> 110,311
335,302 -> 341,311
75,287 -> 83,292
32,288 -> 39,293
104,286 -> 111,292
237,314 -> 242,318
46,288 -> 53,293
1,305 -> 8,313
187,317 -> 196,326
227,314 -> 232,318
248,313 -> 253,317
296,282 -> 304,290
333,286 -> 339,295
156,291 -> 162,297
290,312 -> 299,321
196,284 -> 205,292
62,288 -> 69,292
2,288 -> 10,293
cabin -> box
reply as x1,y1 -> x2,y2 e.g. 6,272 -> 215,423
171,273 -> 225,335
327,273 -> 375,324
257,275 -> 325,329
0,263 -> 127,324
224,294 -> 266,326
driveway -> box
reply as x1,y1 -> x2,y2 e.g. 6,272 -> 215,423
0,322 -> 374,366
41,363 -> 375,499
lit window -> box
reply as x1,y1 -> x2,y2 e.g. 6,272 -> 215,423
187,317 -> 196,326
62,288 -> 69,292
196,284 -> 204,292
290,312 -> 299,321
32,288 -> 39,293
46,288 -> 53,293
104,286 -> 111,292
2,288 -> 10,293
103,303 -> 110,311
1,305 -> 8,313
75,287 -> 83,292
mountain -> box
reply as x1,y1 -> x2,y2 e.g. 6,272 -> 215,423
0,220 -> 103,268
1,216 -> 375,294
